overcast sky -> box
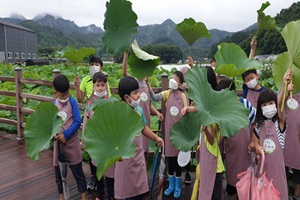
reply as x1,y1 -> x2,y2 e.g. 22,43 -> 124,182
0,0 -> 297,32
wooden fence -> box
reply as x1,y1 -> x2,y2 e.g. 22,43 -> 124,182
0,67 -> 168,140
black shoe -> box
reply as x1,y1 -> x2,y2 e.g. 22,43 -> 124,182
184,172 -> 191,184
87,175 -> 96,190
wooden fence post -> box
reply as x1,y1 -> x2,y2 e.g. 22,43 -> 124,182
15,67 -> 24,140
160,73 -> 168,137
52,69 -> 60,98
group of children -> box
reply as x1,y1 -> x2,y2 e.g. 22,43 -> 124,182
51,37 -> 300,200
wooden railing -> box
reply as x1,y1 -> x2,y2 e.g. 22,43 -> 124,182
0,67 -> 168,140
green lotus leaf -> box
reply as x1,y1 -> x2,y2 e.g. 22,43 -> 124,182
63,47 -> 96,64
176,18 -> 210,46
170,112 -> 201,152
257,1 -> 279,31
84,101 -> 144,179
186,67 -> 250,138
214,43 -> 262,77
24,102 -> 63,160
273,52 -> 300,94
281,20 -> 300,69
102,0 -> 138,54
128,40 -> 160,79
84,96 -> 119,113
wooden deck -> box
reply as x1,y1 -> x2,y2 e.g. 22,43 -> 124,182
0,131 -> 194,200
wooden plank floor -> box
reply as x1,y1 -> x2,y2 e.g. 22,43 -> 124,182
0,131 -> 194,200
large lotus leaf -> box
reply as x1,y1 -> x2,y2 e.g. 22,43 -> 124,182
128,40 -> 160,79
176,18 -> 210,46
84,96 -> 119,113
24,102 -> 63,160
186,67 -> 250,138
63,47 -> 96,64
170,112 -> 201,152
281,20 -> 300,69
257,1 -> 279,31
84,101 -> 144,179
214,43 -> 263,77
102,0 -> 138,54
273,52 -> 300,94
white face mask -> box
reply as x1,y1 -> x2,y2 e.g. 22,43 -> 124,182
169,79 -> 178,90
89,65 -> 100,76
246,79 -> 257,89
128,96 -> 140,108
58,97 -> 69,103
94,90 -> 107,98
262,104 -> 277,119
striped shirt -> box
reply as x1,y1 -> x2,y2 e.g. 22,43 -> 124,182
240,97 -> 256,124
254,120 -> 287,149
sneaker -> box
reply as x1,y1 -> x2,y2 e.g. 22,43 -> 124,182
184,171 -> 191,184
87,175 -> 96,190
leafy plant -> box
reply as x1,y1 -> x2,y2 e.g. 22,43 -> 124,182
185,67 -> 250,138
256,1 -> 280,36
102,0 -> 138,54
176,18 -> 210,55
84,101 -> 144,179
128,40 -> 160,79
24,102 -> 63,160
170,112 -> 201,152
214,43 -> 262,77
63,47 -> 96,74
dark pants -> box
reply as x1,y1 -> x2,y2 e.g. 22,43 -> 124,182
91,163 -> 105,195
212,173 -> 223,200
54,162 -> 87,194
168,156 -> 182,177
106,177 -> 115,198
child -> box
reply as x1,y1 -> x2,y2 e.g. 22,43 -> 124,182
115,76 -> 164,200
74,55 -> 111,191
52,74 -> 87,200
217,78 -> 256,200
81,72 -> 114,200
284,91 -> 300,200
250,69 -> 293,200
122,51 -> 163,158
181,67 -> 223,200
146,71 -> 188,198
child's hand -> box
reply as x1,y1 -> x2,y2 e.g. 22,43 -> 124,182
74,76 -> 80,88
155,137 -> 164,147
145,76 -> 150,85
287,83 -> 294,93
250,37 -> 257,49
181,107 -> 188,115
156,112 -> 164,121
56,133 -> 66,144
284,69 -> 292,83
188,56 -> 194,67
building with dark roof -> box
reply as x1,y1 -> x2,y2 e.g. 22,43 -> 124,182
0,19 -> 37,63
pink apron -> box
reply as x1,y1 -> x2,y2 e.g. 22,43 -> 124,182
225,127 -> 252,186
53,99 -> 82,166
198,133 -> 217,200
246,89 -> 261,109
284,93 -> 300,170
258,120 -> 288,200
137,80 -> 151,153
83,94 -> 115,178
114,135 -> 148,199
164,90 -> 186,157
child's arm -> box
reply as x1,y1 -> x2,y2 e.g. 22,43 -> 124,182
150,104 -> 164,121
248,126 -> 262,155
188,56 -> 194,68
74,76 -> 85,103
202,125 -> 216,145
278,69 -> 293,130
142,125 -> 164,147
249,37 -> 257,59
181,106 -> 198,115
61,97 -> 82,142
122,50 -> 130,77
145,77 -> 163,102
